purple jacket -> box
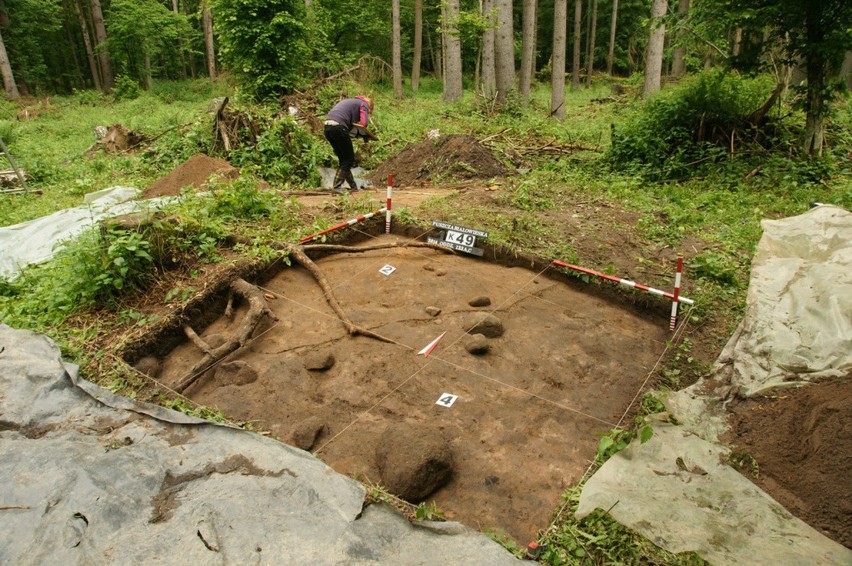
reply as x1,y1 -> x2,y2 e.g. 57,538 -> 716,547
326,97 -> 370,130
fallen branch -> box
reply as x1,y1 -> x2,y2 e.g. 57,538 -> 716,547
284,244 -> 393,343
174,277 -> 278,394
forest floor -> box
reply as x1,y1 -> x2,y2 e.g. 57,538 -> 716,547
110,140 -> 849,550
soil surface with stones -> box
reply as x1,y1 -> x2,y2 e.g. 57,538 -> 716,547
121,143 -> 851,549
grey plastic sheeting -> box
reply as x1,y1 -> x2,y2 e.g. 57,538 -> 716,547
577,205 -> 852,565
0,324 -> 523,565
0,187 -> 170,281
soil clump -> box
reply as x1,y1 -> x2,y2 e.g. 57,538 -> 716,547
142,153 -> 239,199
725,376 -> 852,549
370,134 -> 509,187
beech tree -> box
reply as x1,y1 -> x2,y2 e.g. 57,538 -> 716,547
442,0 -> 463,101
585,0 -> 598,86
606,0 -> 618,75
642,0 -> 667,95
90,0 -> 113,91
550,0 -> 567,118
0,27 -> 18,99
572,0 -> 582,88
392,0 -> 402,97
202,1 -> 215,80
481,0 -> 497,97
519,0 -> 537,103
494,0 -> 515,103
411,0 -> 422,91
670,0 -> 690,77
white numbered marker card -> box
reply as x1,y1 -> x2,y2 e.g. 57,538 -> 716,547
379,264 -> 396,276
435,393 -> 458,408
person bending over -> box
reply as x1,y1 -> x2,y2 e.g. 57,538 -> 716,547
323,96 -> 378,193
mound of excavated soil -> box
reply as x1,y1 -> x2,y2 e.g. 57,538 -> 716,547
142,153 -> 239,199
370,134 -> 509,187
725,376 -> 852,549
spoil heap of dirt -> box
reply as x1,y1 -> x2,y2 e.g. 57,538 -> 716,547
370,134 -> 509,187
725,376 -> 852,549
142,153 -> 239,199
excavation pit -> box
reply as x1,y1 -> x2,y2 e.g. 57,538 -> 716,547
148,230 -> 671,543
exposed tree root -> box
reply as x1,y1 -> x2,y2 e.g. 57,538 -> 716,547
174,277 -> 278,394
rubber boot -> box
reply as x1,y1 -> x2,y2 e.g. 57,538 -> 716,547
332,169 -> 346,194
343,169 -> 360,191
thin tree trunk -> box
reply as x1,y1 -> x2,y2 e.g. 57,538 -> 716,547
143,51 -> 152,90
172,0 -> 187,80
585,0 -> 598,87
0,28 -> 18,99
90,0 -> 113,92
519,0 -> 537,104
572,0 -> 582,89
551,0 -> 567,118
606,0 -> 618,75
73,0 -> 101,90
412,0 -> 422,91
203,2 -> 216,80
732,27 -> 742,57
392,0 -> 403,97
643,0 -> 667,96
494,0 -> 515,104
482,0 -> 496,97
671,0 -> 690,77
442,0 -> 463,101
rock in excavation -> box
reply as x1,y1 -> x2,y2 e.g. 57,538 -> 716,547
462,312 -> 504,338
304,351 -> 336,372
464,334 -> 490,355
205,333 -> 228,349
214,360 -> 258,386
133,356 -> 161,378
375,423 -> 454,502
468,296 -> 491,307
291,416 -> 327,451
425,306 -> 442,317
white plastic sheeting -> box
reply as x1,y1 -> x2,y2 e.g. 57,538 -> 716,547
0,324 -> 524,565
577,205 -> 852,565
0,187 -> 170,281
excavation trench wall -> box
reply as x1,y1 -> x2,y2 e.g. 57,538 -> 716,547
133,222 -> 673,543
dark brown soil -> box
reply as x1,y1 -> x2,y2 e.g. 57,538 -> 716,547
118,144 -> 849,550
153,238 -> 670,544
370,134 -> 509,187
725,376 -> 852,549
142,153 -> 239,199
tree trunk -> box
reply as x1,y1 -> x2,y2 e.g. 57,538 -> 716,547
0,28 -> 18,99
442,0 -> 463,101
606,0 -> 618,75
551,0 -> 567,119
519,0 -> 537,104
412,0 -> 422,91
670,0 -> 690,78
392,0 -> 403,97
572,0 -> 582,89
74,0 -> 101,91
203,2 -> 216,80
90,0 -> 113,92
585,0 -> 598,87
494,0 -> 515,104
143,51 -> 152,90
642,0 -> 667,96
172,0 -> 187,80
732,27 -> 742,57
482,0 -> 497,97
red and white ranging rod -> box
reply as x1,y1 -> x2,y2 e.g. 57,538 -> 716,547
299,207 -> 387,244
551,259 -> 694,307
386,174 -> 393,234
670,256 -> 684,330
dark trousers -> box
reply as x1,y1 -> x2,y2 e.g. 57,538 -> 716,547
324,124 -> 357,190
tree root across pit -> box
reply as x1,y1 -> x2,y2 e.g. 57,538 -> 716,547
175,240 -> 451,394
